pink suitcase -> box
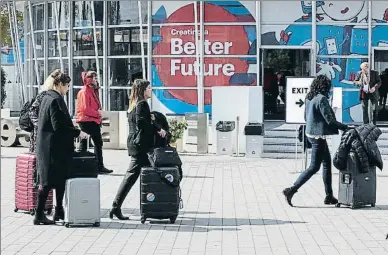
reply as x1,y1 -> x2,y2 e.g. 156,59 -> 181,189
14,153 -> 53,215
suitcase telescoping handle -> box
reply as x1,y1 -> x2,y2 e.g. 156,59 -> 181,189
74,134 -> 90,151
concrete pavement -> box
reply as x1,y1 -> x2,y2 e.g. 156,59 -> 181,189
1,147 -> 388,255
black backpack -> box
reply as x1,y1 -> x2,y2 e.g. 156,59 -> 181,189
19,97 -> 36,132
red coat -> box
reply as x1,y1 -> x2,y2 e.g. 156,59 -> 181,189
76,72 -> 102,124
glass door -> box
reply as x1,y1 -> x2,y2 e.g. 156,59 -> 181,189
373,49 -> 388,124
260,49 -> 311,121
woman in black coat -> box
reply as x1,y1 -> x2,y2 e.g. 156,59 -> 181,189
34,70 -> 88,225
109,79 -> 166,220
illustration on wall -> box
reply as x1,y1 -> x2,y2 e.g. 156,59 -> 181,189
262,1 -> 388,122
152,1 -> 256,114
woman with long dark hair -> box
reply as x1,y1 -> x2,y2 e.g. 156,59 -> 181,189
109,79 -> 166,220
282,75 -> 348,207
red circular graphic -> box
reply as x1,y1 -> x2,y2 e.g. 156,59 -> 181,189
153,3 -> 250,105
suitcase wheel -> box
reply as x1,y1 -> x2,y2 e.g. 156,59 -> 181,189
371,203 -> 375,207
14,208 -> 18,213
170,216 -> 177,224
30,209 -> 36,216
141,215 -> 146,224
65,223 -> 70,228
335,203 -> 341,208
94,222 -> 100,227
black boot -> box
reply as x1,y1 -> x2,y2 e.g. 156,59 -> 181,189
33,187 -> 55,225
109,207 -> 129,220
33,213 -> 55,225
53,206 -> 65,221
98,166 -> 113,174
324,194 -> 338,205
282,187 -> 297,207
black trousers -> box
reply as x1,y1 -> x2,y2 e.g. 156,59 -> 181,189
78,121 -> 104,169
36,183 -> 65,216
112,154 -> 150,208
361,95 -> 377,125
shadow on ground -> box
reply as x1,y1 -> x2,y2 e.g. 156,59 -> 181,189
95,208 -> 305,231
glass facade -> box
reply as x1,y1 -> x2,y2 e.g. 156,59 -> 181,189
20,1 -> 388,123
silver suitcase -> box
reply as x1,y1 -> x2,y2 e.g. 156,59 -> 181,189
64,178 -> 101,227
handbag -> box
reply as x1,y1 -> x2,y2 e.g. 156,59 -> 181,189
148,146 -> 182,168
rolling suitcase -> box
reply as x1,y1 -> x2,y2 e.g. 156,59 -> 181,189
140,167 -> 182,224
63,178 -> 100,227
14,153 -> 53,215
336,151 -> 376,209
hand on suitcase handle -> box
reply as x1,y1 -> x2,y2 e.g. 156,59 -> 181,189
79,131 -> 88,139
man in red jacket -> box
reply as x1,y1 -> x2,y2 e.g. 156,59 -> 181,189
76,71 -> 113,174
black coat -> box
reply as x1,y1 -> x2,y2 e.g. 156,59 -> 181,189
333,124 -> 383,173
151,111 -> 171,147
36,90 -> 80,187
127,101 -> 161,156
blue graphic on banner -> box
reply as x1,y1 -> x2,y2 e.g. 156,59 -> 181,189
261,1 -> 388,122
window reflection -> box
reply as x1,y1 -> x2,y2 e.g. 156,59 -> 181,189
48,31 -> 69,57
32,5 -> 44,30
73,1 -> 104,27
108,1 -> 148,25
110,89 -> 130,111
108,27 -> 148,56
109,58 -> 147,87
48,2 -> 70,29
73,29 -> 103,56
72,59 -> 103,86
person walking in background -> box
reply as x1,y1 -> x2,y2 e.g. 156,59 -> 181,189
282,75 -> 348,207
76,71 -> 113,174
34,70 -> 88,225
109,79 -> 166,220
379,68 -> 388,110
354,62 -> 381,124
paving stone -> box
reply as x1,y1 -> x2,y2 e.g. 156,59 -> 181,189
2,147 -> 388,255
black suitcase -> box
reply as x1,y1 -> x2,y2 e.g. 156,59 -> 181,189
140,167 -> 181,224
336,151 -> 376,209
68,151 -> 98,178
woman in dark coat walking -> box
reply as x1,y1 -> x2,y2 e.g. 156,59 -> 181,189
109,79 -> 166,220
34,70 -> 87,225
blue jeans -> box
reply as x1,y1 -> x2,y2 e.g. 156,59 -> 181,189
293,137 -> 333,195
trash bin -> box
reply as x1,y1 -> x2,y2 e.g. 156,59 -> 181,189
216,121 -> 235,155
244,122 -> 264,158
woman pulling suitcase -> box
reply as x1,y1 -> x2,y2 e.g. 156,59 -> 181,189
282,75 -> 348,207
34,70 -> 88,225
109,79 -> 166,220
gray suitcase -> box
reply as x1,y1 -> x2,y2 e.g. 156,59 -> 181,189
64,178 -> 101,227
336,151 -> 376,209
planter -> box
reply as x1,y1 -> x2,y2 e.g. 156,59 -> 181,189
170,139 -> 183,152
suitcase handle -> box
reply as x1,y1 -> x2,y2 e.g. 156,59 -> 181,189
74,135 -> 90,151
342,173 -> 352,184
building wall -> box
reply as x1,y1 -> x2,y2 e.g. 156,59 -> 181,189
20,1 -> 388,123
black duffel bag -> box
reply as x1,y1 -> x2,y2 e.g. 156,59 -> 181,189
148,146 -> 182,168
68,151 -> 98,178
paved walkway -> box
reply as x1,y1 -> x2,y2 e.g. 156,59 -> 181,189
1,147 -> 388,255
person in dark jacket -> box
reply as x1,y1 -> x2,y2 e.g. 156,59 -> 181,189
109,79 -> 166,220
283,75 -> 348,207
379,68 -> 388,109
34,70 -> 88,225
76,71 -> 113,174
353,62 -> 381,124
